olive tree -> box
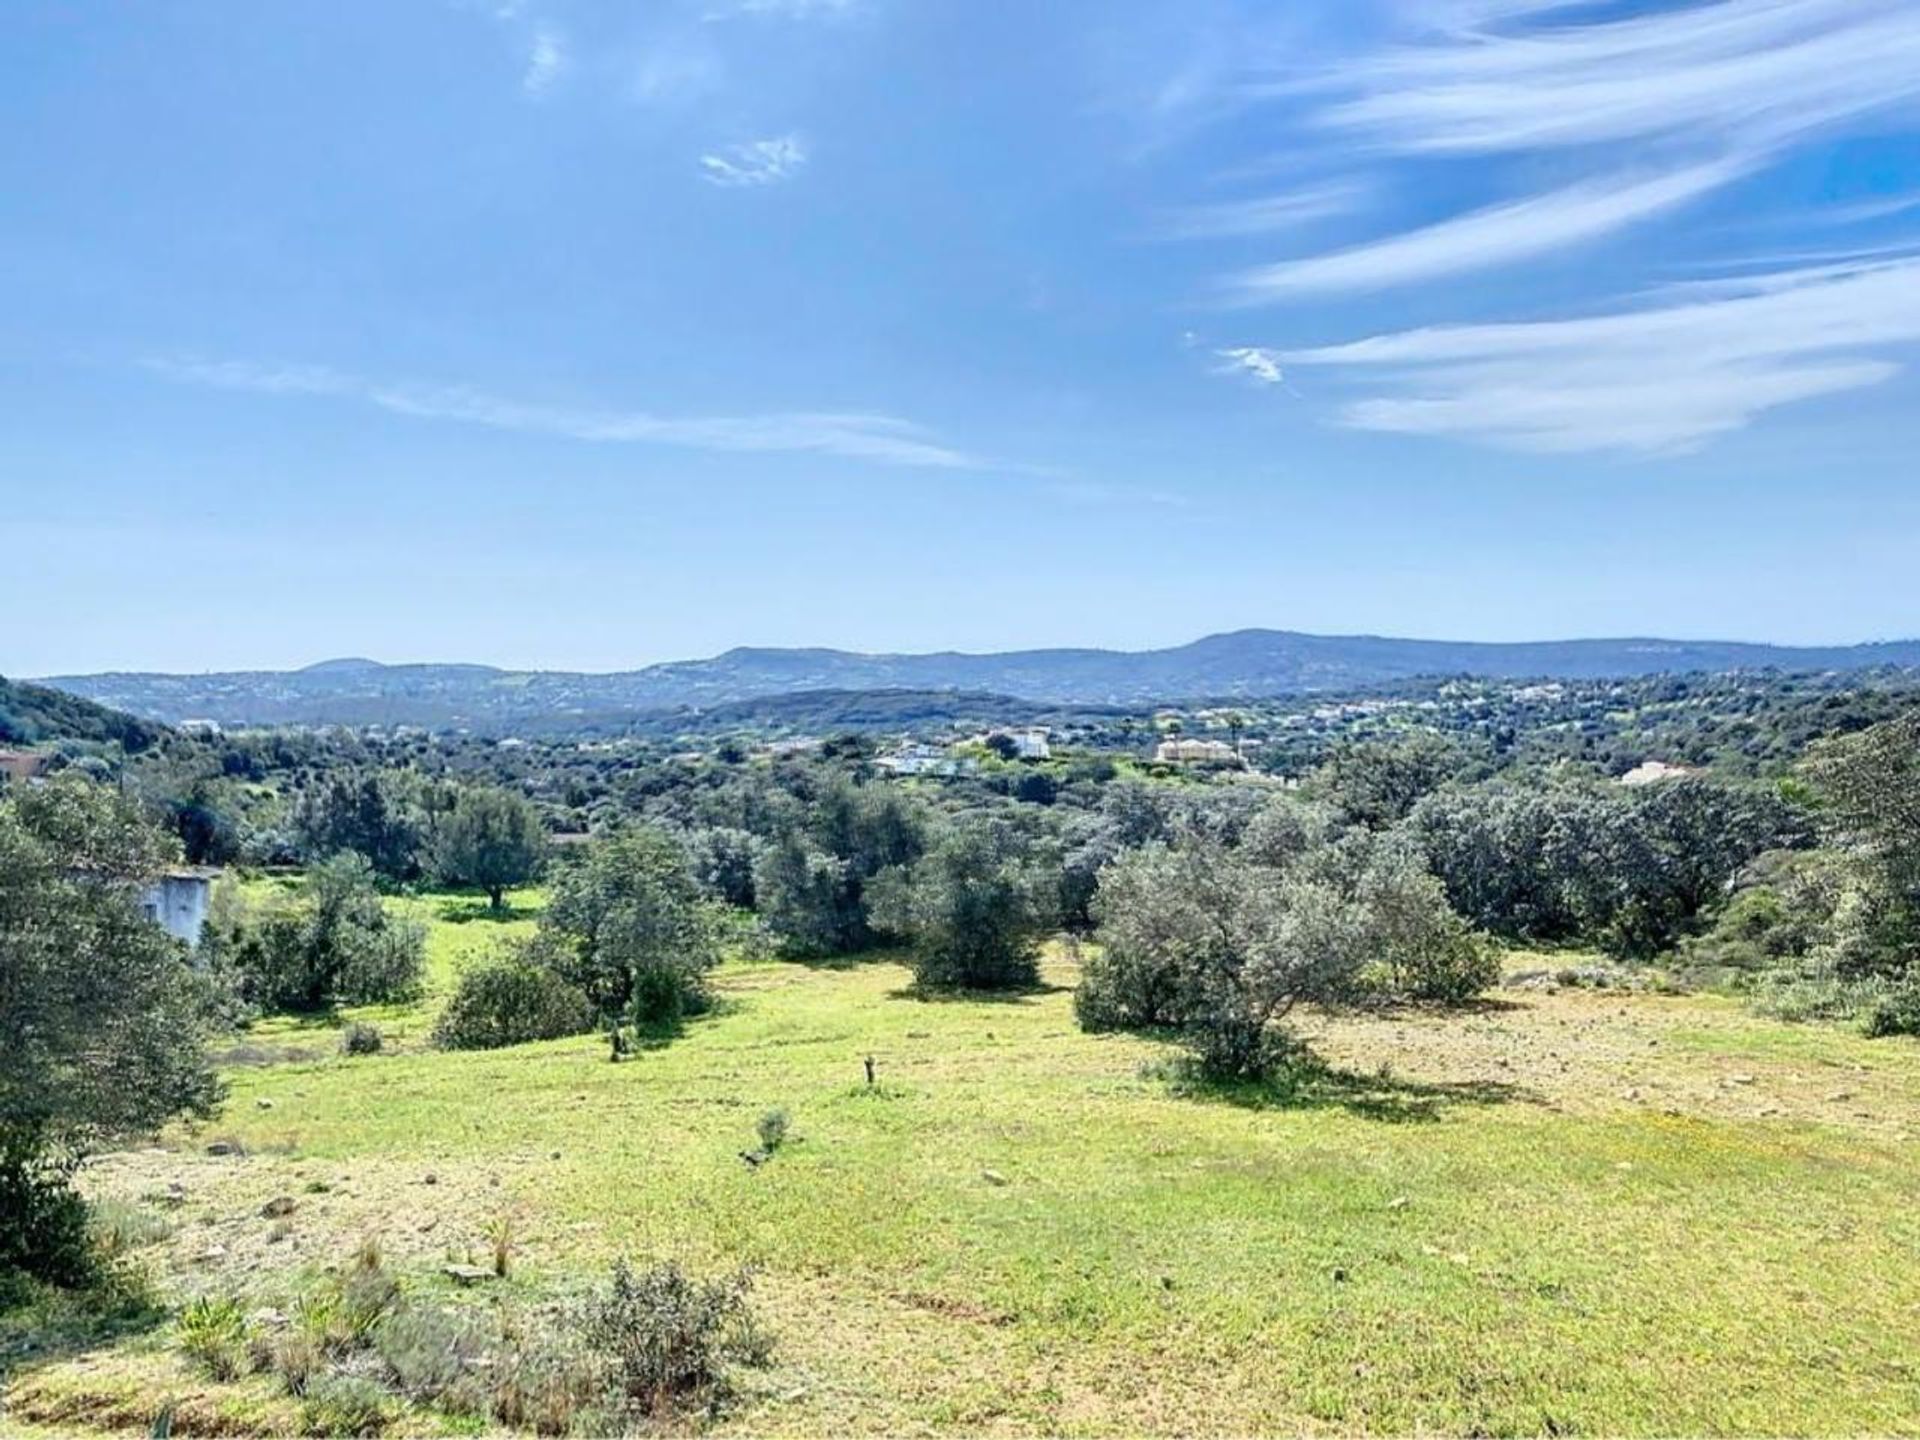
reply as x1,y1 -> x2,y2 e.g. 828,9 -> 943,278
541,829 -> 721,1026
1,777 -> 223,1286
1081,842 -> 1371,1078
432,785 -> 546,911
871,820 -> 1054,991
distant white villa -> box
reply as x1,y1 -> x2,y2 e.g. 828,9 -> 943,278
141,868 -> 217,947
877,743 -> 977,778
986,728 -> 1051,761
1155,737 -> 1243,766
1618,760 -> 1695,787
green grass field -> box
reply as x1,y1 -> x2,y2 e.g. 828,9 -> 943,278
9,888 -> 1920,1436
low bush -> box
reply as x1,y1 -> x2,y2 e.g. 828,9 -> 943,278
583,1260 -> 769,1420
300,1372 -> 393,1437
178,1294 -> 251,1381
340,1022 -> 384,1056
755,1108 -> 790,1154
432,954 -> 594,1051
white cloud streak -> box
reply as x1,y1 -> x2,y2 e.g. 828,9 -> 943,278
147,358 -> 980,469
1227,158 -> 1745,300
1214,347 -> 1287,386
1279,257 -> 1920,453
522,27 -> 564,94
1317,0 -> 1920,156
699,134 -> 808,187
1159,180 -> 1367,241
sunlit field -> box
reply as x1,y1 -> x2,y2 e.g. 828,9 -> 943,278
4,887 -> 1916,1437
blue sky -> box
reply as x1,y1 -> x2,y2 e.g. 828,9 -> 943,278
5,0 -> 1920,675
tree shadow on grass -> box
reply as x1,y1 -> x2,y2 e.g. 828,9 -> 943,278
1164,1057 -> 1540,1124
0,1269 -> 165,1390
619,996 -> 742,1054
434,894 -> 539,925
885,981 -> 1074,1006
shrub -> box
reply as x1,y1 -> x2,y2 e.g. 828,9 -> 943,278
1084,842 -> 1371,1080
207,853 -> 426,1012
582,1261 -> 768,1420
874,820 -> 1052,992
1861,977 -> 1920,1038
0,1132 -> 97,1290
300,1372 -> 393,1437
1353,840 -> 1501,1005
340,1022 -> 384,1057
371,1304 -> 491,1415
432,953 -> 595,1051
755,1108 -> 790,1153
178,1294 -> 251,1380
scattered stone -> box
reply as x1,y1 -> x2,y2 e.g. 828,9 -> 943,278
1827,1091 -> 1854,1103
740,1149 -> 769,1169
1387,1196 -> 1411,1210
1623,1087 -> 1641,1101
259,1196 -> 297,1219
549,1150 -> 562,1161
195,1244 -> 228,1264
249,1308 -> 288,1330
255,1098 -> 275,1110
1729,1074 -> 1757,1086
981,1169 -> 1009,1187
443,1264 -> 496,1286
206,1140 -> 244,1157
423,1173 -> 438,1186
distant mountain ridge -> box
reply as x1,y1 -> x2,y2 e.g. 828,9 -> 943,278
37,628 -> 1920,731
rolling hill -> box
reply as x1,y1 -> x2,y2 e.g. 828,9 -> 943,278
37,629 -> 1920,732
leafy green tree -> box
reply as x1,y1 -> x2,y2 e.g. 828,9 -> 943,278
752,833 -> 860,957
1,777 -> 223,1287
293,770 -> 423,880
208,852 -> 426,1012
754,780 -> 929,957
541,830 -> 720,1026
1083,840 -> 1370,1079
432,785 -> 545,910
1310,734 -> 1465,829
872,820 -> 1054,991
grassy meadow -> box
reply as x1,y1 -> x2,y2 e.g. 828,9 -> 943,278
8,885 -> 1920,1436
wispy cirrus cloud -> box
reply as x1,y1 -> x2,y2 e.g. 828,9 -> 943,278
1172,0 -> 1920,453
146,357 -> 980,469
1225,158 -> 1746,301
1315,0 -> 1920,157
1279,256 -> 1920,454
699,134 -> 808,187
1158,180 -> 1367,242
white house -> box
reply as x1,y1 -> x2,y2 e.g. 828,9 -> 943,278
141,868 -> 216,947
983,728 -> 1050,760
1155,737 -> 1243,766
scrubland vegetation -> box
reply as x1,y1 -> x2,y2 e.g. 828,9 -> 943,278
4,668 -> 1920,1434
